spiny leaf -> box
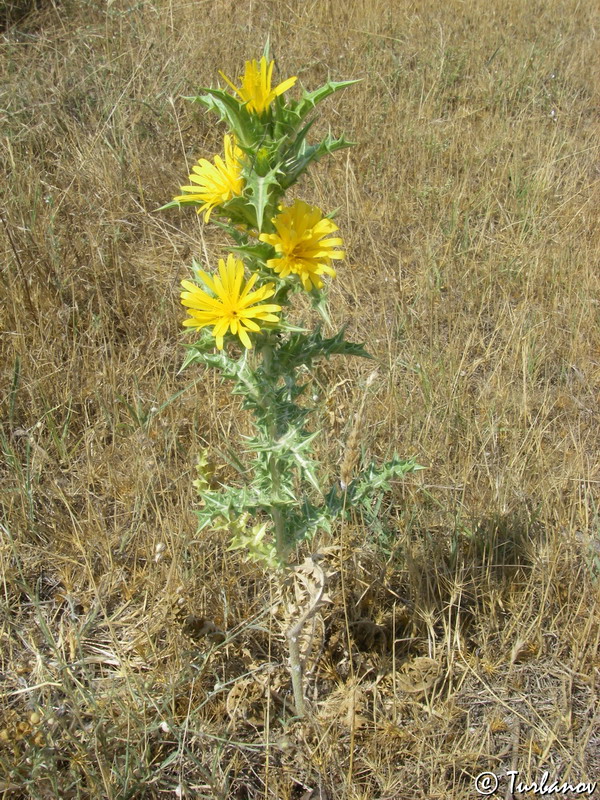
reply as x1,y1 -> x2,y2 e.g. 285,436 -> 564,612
186,89 -> 261,147
243,166 -> 281,231
292,79 -> 362,123
276,326 -> 372,372
156,199 -> 182,212
351,456 -> 425,505
281,133 -> 355,189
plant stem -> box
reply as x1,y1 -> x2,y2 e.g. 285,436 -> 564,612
260,339 -> 311,716
287,628 -> 306,718
260,341 -> 287,559
286,557 -> 326,717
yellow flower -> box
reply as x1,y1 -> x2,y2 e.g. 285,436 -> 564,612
174,135 -> 244,222
219,57 -> 297,115
259,200 -> 345,291
180,254 -> 281,349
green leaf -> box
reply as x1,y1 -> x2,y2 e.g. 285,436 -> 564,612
217,196 -> 259,228
227,521 -> 283,570
178,342 -> 263,402
156,199 -> 182,212
186,89 -> 261,147
195,488 -> 264,530
324,456 -> 423,522
262,38 -> 271,62
280,133 -> 355,189
287,500 -> 333,544
276,326 -> 372,372
178,332 -> 217,373
351,456 -> 424,505
275,320 -> 310,334
292,79 -> 362,124
229,242 -> 274,261
243,166 -> 281,231
310,290 -> 332,326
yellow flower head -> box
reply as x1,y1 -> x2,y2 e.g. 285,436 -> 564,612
219,57 -> 297,115
174,135 -> 244,222
180,254 -> 281,349
259,200 -> 345,291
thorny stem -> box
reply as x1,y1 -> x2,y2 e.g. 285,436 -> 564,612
260,341 -> 286,559
260,339 -> 324,716
286,557 -> 326,717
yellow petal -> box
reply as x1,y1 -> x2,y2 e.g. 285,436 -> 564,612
238,325 -> 252,349
273,76 -> 297,96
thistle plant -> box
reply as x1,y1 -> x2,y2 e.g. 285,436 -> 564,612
164,47 -> 422,716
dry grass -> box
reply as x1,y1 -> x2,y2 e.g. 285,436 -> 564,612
1,0 -> 600,797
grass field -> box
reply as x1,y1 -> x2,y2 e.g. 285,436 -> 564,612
1,0 -> 600,797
